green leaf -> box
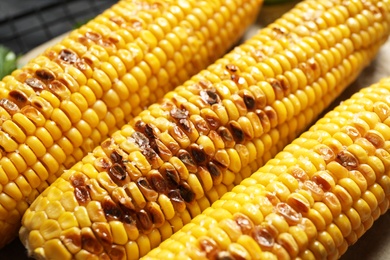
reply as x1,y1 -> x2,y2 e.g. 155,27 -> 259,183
0,45 -> 18,80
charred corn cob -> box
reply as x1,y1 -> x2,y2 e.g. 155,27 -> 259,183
19,0 -> 390,258
0,0 -> 263,247
143,76 -> 390,260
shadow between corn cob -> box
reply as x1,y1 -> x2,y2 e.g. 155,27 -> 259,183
0,0 -> 263,248
142,76 -> 390,260
19,0 -> 390,258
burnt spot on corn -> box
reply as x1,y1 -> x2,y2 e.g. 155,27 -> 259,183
131,131 -> 150,149
137,177 -> 158,201
228,121 -> 245,143
86,31 -> 103,42
48,80 -> 70,99
170,107 -> 189,119
226,64 -> 238,73
109,150 -> 123,164
234,213 -> 254,235
8,90 -> 29,107
177,149 -> 197,173
25,77 -> 46,91
102,196 -> 123,220
201,109 -> 221,130
58,49 -> 79,64
275,202 -> 301,225
161,163 -> 180,188
94,157 -> 112,172
167,189 -> 186,212
189,144 -> 208,165
252,226 -> 275,249
136,209 -> 153,231
81,228 -> 104,255
207,161 -> 222,181
148,170 -> 168,193
240,90 -> 256,110
199,237 -> 219,258
178,182 -> 195,203
35,68 -> 56,82
109,163 -> 127,181
217,126 -> 235,148
0,98 -> 20,115
200,89 -> 220,105
74,186 -> 91,205
92,222 -> 113,248
336,150 -> 359,170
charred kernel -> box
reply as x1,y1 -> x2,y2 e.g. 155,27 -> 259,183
69,172 -> 88,187
144,124 -> 159,140
8,90 -> 29,107
94,157 -> 111,172
102,196 -> 122,220
137,178 -> 158,202
234,213 -> 254,235
365,130 -> 385,148
142,147 -> 160,166
177,149 -> 197,173
160,163 -> 180,188
303,180 -> 324,201
131,131 -> 150,148
167,189 -> 186,212
136,209 -> 153,232
0,98 -> 20,114
177,118 -> 192,133
252,226 -> 274,250
200,89 -> 220,105
312,171 -> 336,191
207,162 -> 222,181
91,222 -> 113,247
25,77 -> 46,91
191,115 -> 210,135
154,139 -> 172,161
48,80 -> 70,100
226,64 -> 239,73
170,107 -> 189,119
109,163 -> 127,181
189,144 -> 208,165
275,202 -> 301,225
241,91 -> 256,110
59,49 -> 79,63
110,150 -> 123,164
218,126 -> 235,148
230,94 -> 247,115
336,150 -> 359,170
201,109 -> 221,130
81,228 -> 103,254
228,121 -> 245,143
148,170 -> 168,193
199,237 -> 219,258
85,31 -> 102,42
35,68 -> 56,82
178,181 -> 195,203
289,166 -> 309,182
146,202 -> 165,228
74,186 -> 91,205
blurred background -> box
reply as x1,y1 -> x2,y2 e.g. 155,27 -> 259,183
0,0 -> 116,55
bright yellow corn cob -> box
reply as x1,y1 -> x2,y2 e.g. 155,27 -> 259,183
19,0 -> 390,258
143,76 -> 390,260
0,0 -> 263,248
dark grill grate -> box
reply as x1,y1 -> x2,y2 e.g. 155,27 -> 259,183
0,0 -> 116,54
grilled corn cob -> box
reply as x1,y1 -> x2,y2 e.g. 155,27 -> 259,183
20,0 -> 390,258
143,76 -> 390,260
0,0 -> 263,247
